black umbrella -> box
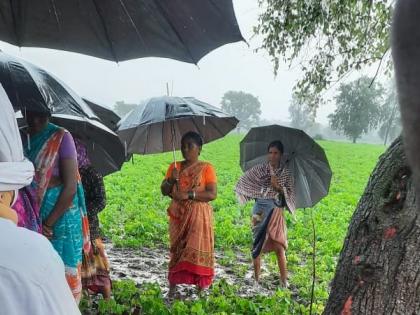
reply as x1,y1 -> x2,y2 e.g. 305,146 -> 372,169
117,96 -> 238,155
83,98 -> 120,131
53,114 -> 125,176
0,1 -> 244,64
240,125 -> 332,209
0,51 -> 96,117
16,112 -> 125,176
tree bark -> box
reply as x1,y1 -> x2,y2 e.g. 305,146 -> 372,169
324,137 -> 420,314
392,0 -> 420,211
383,104 -> 398,146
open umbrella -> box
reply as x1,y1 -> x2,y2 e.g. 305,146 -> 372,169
0,0 -> 244,64
240,125 -> 332,209
17,112 -> 125,177
0,51 -> 96,117
83,98 -> 120,131
52,115 -> 125,176
117,96 -> 238,156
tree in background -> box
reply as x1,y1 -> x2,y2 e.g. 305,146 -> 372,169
288,93 -> 314,130
378,83 -> 401,145
114,101 -> 137,117
328,77 -> 384,143
221,91 -> 261,132
255,0 -> 392,109
257,2 -> 420,314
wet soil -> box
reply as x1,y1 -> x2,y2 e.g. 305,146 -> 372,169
106,244 -> 286,300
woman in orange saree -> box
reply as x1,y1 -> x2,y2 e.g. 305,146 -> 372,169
161,131 -> 217,296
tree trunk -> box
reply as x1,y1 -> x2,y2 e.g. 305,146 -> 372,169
324,137 -> 420,314
383,105 -> 398,146
352,138 -> 356,144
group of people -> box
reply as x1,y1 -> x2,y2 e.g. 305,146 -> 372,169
1,104 -> 296,313
160,132 -> 295,296
0,94 -> 81,315
9,110 -> 111,304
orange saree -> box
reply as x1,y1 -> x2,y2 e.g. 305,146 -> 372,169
165,161 -> 216,289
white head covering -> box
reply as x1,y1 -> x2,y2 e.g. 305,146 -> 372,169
0,83 -> 34,199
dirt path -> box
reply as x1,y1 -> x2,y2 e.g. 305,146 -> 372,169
107,244 -> 285,299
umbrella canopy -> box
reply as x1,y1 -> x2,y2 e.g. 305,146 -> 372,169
17,112 -> 125,177
0,51 -> 96,117
83,98 -> 120,131
0,0 -> 244,64
52,115 -> 125,176
118,96 -> 238,154
240,125 -> 332,209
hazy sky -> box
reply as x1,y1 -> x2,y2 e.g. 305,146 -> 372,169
0,0 -> 338,124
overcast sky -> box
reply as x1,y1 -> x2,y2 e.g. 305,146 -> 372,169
0,0 -> 345,124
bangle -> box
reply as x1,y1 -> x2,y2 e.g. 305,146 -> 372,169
164,179 -> 174,186
43,222 -> 53,228
188,191 -> 195,200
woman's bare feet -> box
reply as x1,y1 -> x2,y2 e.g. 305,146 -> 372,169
101,283 -> 112,300
196,285 -> 204,298
280,279 -> 289,289
253,256 -> 261,283
167,284 -> 177,299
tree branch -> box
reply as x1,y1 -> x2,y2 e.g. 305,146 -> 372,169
370,48 -> 390,88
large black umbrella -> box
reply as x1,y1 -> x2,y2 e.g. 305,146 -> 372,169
0,51 -> 96,117
0,1 -> 244,64
83,98 -> 120,131
52,114 -> 125,176
117,96 -> 238,155
16,112 -> 125,176
240,125 -> 332,209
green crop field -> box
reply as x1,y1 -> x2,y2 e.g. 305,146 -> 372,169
83,135 -> 385,314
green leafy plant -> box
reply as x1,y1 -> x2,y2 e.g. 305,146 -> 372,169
88,135 -> 384,314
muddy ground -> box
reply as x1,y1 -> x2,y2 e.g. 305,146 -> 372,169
106,244 -> 289,300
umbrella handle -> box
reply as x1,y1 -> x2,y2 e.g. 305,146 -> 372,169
172,147 -> 179,188
170,120 -> 179,190
171,120 -> 176,164
171,137 -> 179,190
172,144 -> 176,164
26,133 -> 31,151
